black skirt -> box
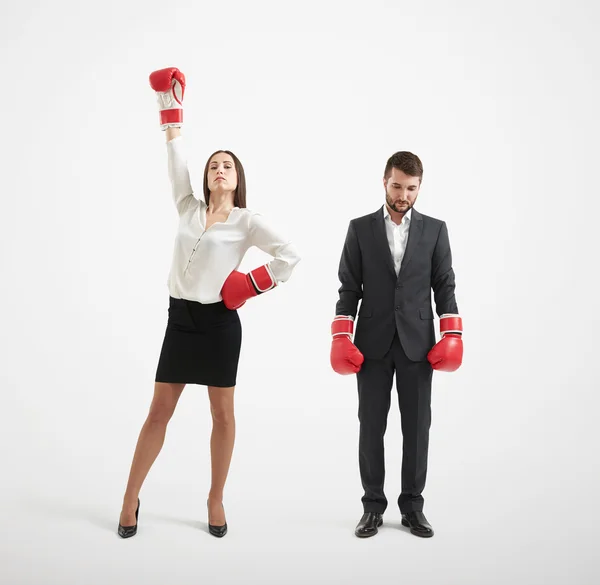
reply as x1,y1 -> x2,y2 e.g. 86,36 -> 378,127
155,296 -> 242,387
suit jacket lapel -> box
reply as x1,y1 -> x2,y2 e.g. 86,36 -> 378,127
398,208 -> 423,280
371,206 -> 396,278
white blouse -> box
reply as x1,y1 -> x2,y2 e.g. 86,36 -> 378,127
164,136 -> 301,304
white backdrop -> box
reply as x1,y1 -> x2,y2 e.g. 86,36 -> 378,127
1,0 -> 599,584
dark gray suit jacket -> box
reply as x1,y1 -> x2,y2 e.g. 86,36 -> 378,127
335,205 -> 459,362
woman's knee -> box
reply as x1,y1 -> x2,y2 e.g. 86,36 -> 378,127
147,404 -> 175,425
210,404 -> 234,427
208,386 -> 235,426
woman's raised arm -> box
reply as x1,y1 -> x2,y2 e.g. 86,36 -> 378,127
149,67 -> 197,215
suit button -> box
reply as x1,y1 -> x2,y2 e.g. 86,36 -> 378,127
396,285 -> 401,289
395,306 -> 400,311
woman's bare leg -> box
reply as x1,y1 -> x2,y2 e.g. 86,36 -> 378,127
207,386 -> 236,525
119,382 -> 185,526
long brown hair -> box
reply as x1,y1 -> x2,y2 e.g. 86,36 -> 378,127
202,150 -> 247,208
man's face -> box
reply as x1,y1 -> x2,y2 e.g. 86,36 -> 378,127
383,168 -> 420,213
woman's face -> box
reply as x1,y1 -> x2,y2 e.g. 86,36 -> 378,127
207,153 -> 238,193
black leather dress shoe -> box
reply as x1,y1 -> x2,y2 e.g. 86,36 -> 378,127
355,512 -> 383,538
401,511 -> 434,537
118,498 -> 140,539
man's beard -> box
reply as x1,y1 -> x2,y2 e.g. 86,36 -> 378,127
386,193 -> 412,213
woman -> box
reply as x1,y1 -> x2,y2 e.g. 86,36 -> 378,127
117,67 -> 300,539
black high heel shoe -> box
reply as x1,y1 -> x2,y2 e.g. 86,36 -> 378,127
118,498 -> 140,539
207,500 -> 227,538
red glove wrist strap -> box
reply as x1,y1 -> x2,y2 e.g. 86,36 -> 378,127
331,315 -> 354,337
248,265 -> 277,294
160,109 -> 183,125
440,314 -> 463,336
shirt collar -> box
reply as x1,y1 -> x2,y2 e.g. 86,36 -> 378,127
383,204 -> 412,224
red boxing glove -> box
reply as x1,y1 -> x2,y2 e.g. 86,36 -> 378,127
149,67 -> 186,129
221,264 -> 277,310
330,316 -> 364,375
427,313 -> 463,372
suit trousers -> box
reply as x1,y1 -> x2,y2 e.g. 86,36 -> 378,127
357,331 -> 433,514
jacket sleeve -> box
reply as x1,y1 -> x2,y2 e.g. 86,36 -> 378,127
248,212 -> 301,283
166,136 -> 200,216
431,221 -> 459,316
335,220 -> 363,318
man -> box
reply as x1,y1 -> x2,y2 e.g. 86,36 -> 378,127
330,151 -> 463,538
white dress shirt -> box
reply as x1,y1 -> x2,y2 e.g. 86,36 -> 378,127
165,136 -> 301,304
383,205 -> 412,275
